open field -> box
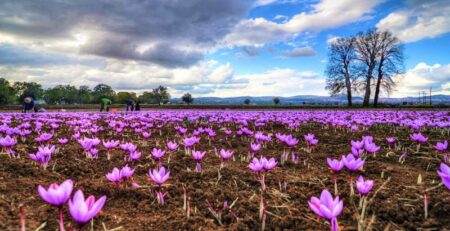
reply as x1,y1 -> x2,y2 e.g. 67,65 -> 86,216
0,110 -> 449,230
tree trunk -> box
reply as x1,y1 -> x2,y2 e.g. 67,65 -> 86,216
344,71 -> 352,107
373,60 -> 384,107
363,66 -> 374,107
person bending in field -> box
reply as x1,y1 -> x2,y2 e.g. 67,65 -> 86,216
100,98 -> 112,112
135,101 -> 141,111
126,98 -> 134,112
22,96 -> 38,113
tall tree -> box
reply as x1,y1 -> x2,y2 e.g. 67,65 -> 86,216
152,85 -> 170,106
355,30 -> 381,106
138,91 -> 157,104
181,93 -> 194,104
115,92 -> 137,104
12,81 -> 44,102
273,97 -> 280,105
373,31 -> 404,107
93,84 -> 115,101
77,85 -> 93,104
0,78 -> 15,104
325,37 -> 356,106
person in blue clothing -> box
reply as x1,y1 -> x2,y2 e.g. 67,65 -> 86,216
22,96 -> 38,113
126,98 -> 135,111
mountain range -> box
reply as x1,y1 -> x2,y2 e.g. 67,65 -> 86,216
170,94 -> 450,105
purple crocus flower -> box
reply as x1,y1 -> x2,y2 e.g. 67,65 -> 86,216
220,149 -> 234,161
38,179 -> 73,207
410,133 -> 428,143
308,189 -> 343,231
250,143 -> 261,152
152,148 -> 166,159
68,190 -> 106,225
248,157 -> 264,172
35,133 -> 53,143
364,142 -> 380,154
103,140 -> 119,149
351,140 -> 364,150
148,166 -> 170,186
386,137 -> 396,144
120,165 -> 135,179
355,176 -> 374,195
58,138 -> 68,144
129,151 -> 142,161
262,157 -> 277,170
167,141 -> 179,151
192,150 -> 206,161
437,163 -> 450,190
342,154 -> 365,171
106,167 -> 122,183
327,157 -> 344,172
434,141 -> 448,152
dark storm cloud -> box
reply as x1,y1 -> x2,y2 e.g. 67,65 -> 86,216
0,0 -> 249,67
0,43 -> 105,67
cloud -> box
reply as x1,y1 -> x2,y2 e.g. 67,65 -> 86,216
281,46 -> 316,57
241,46 -> 261,56
253,0 -> 300,7
207,63 -> 234,83
392,62 -> 450,97
201,68 -> 326,97
376,0 -> 450,42
225,0 -> 381,46
0,0 -> 249,68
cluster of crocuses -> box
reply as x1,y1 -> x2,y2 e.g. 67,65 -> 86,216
351,136 -> 380,157
38,179 -> 106,230
106,165 -> 135,187
148,166 -> 170,204
77,137 -> 101,159
0,135 -> 17,155
304,133 -> 319,153
29,145 -> 56,170
410,133 -> 428,152
248,156 -> 277,191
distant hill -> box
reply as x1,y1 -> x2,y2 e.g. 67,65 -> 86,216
170,94 -> 450,105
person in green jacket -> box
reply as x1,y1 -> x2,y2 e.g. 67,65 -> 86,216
100,98 -> 112,112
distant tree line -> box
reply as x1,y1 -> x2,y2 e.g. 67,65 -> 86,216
0,79 -> 171,105
325,29 -> 404,107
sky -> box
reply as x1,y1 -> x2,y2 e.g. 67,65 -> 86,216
0,0 -> 449,98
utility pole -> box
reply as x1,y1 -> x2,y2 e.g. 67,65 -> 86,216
429,87 -> 432,105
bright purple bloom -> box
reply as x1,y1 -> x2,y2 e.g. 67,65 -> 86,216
148,166 -> 170,186
103,140 -> 119,149
220,149 -> 234,160
248,157 -> 264,172
250,143 -> 261,152
308,189 -> 343,231
410,133 -> 428,143
106,167 -> 122,183
342,154 -> 365,171
262,157 -> 277,170
327,157 -> 344,172
38,179 -> 73,207
152,148 -> 166,159
351,140 -> 364,150
68,190 -> 106,225
437,163 -> 450,190
192,150 -> 206,161
434,141 -> 448,152
58,138 -> 68,144
167,141 -> 179,151
35,133 -> 53,143
386,137 -> 396,144
364,142 -> 380,154
120,165 -> 135,179
356,176 -> 374,195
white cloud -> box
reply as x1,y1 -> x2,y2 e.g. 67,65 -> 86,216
202,68 -> 326,97
226,0 -> 381,46
376,0 -> 450,42
281,46 -> 316,57
392,62 -> 450,97
207,63 -> 234,83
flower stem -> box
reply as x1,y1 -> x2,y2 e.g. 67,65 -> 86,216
59,207 -> 65,231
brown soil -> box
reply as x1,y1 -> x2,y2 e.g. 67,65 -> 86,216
0,117 -> 449,230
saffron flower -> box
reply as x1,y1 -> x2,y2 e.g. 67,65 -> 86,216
355,176 -> 374,195
167,141 -> 179,151
148,166 -> 170,186
327,158 -> 344,172
410,133 -> 428,143
152,148 -> 166,160
192,150 -> 206,172
342,154 -> 365,171
437,163 -> 450,190
248,157 -> 264,172
434,141 -> 448,152
250,143 -> 261,152
58,138 -> 68,144
308,189 -> 343,231
68,190 -> 106,226
106,167 -> 122,184
220,149 -> 234,160
38,179 -> 73,207
35,133 -> 53,143
120,165 -> 135,179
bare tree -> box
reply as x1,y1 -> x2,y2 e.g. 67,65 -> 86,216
373,30 -> 404,107
325,37 -> 357,106
355,30 -> 381,106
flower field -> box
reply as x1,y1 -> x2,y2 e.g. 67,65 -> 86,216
0,110 -> 449,230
